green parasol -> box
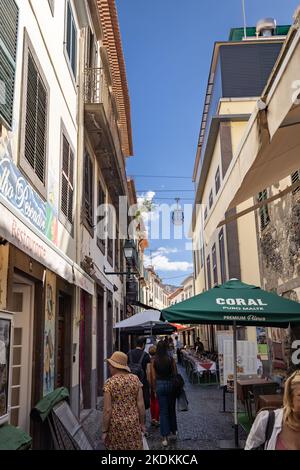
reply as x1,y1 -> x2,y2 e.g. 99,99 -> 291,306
161,279 -> 300,448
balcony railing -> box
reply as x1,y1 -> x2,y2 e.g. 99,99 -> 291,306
84,67 -> 124,166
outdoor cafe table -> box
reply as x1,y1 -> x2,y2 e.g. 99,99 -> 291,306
256,394 -> 283,413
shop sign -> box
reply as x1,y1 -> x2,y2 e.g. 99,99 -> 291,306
0,156 -> 58,245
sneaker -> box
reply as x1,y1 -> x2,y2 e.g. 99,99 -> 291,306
162,438 -> 168,447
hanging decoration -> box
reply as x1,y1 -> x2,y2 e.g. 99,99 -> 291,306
172,198 -> 184,226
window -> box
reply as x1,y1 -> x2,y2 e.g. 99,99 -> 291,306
291,170 -> 300,194
65,1 -> 77,77
200,245 -> 204,269
83,152 -> 94,229
206,255 -> 211,290
204,207 -> 208,221
209,190 -> 213,209
258,189 -> 270,230
0,0 -> 18,128
20,38 -> 49,197
215,166 -> 220,195
97,182 -> 106,253
60,133 -> 74,226
212,244 -> 218,286
219,229 -> 227,284
86,28 -> 97,68
107,201 -> 114,265
48,0 -> 55,15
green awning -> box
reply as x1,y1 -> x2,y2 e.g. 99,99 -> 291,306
161,279 -> 300,327
31,387 -> 69,422
0,424 -> 32,450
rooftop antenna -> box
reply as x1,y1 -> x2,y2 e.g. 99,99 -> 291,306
242,0 -> 247,39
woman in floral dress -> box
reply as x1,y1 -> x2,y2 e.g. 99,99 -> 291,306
102,351 -> 146,450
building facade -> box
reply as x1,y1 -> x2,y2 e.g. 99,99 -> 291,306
0,0 -> 135,445
192,20 -> 289,351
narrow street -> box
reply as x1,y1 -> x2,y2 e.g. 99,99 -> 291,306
148,365 -> 247,450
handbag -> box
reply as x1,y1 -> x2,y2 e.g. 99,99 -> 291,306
171,373 -> 185,398
177,389 -> 189,412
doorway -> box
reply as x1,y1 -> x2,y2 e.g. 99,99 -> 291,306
56,292 -> 72,391
10,278 -> 34,433
96,289 -> 104,397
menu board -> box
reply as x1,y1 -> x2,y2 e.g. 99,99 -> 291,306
222,339 -> 258,388
217,331 -> 233,387
0,317 -> 12,422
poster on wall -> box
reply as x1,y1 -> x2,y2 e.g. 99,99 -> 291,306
256,326 -> 268,359
43,280 -> 56,396
223,340 -> 258,389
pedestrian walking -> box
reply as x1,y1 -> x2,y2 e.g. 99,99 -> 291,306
174,335 -> 183,364
102,351 -> 146,450
127,336 -> 151,410
147,345 -> 160,427
153,340 -> 178,447
245,370 -> 300,450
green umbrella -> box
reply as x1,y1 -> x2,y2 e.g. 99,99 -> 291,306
161,279 -> 300,448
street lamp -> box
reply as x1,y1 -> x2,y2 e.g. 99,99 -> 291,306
123,239 -> 136,265
104,239 -> 138,275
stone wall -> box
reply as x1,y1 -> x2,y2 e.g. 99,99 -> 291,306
257,188 -> 300,297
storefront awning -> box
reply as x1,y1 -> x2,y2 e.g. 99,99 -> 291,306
0,197 -> 94,295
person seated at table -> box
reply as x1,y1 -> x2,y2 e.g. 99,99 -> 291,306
194,337 -> 204,355
245,370 -> 300,450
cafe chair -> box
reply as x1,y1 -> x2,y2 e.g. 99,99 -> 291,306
247,382 -> 279,422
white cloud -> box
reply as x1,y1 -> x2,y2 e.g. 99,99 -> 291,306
144,254 -> 192,272
153,247 -> 179,255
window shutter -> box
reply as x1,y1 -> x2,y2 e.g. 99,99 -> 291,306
291,170 -> 300,194
24,52 -> 47,184
0,0 -> 19,128
258,189 -> 270,230
61,135 -> 74,225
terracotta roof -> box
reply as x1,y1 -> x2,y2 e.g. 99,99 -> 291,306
97,0 -> 133,157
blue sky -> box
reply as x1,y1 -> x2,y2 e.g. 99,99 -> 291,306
116,0 -> 299,286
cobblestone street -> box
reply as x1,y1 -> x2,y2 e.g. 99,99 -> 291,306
147,366 -> 247,450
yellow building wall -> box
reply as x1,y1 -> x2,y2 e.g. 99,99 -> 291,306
219,99 -> 257,116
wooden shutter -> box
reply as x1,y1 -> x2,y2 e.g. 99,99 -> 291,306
258,189 -> 270,230
97,182 -> 105,252
61,135 -> 74,225
0,0 -> 19,128
83,153 -> 94,226
206,255 -> 211,290
219,229 -> 227,284
66,1 -> 77,76
24,51 -> 47,184
212,244 -> 218,286
291,170 -> 300,194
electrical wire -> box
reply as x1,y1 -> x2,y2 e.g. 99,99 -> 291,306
130,174 -> 191,179
137,189 -> 194,192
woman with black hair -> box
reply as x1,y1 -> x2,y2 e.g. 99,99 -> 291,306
153,340 -> 178,447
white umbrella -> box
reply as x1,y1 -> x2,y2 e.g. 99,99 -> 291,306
114,309 -> 162,329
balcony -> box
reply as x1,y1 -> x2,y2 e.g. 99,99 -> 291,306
84,68 -> 127,204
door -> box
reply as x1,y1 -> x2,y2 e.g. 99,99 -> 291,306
96,291 -> 104,397
10,283 -> 33,432
56,293 -> 71,391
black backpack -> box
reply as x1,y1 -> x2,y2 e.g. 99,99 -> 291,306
128,350 -> 146,382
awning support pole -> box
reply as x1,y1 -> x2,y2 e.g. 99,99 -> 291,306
233,321 -> 239,448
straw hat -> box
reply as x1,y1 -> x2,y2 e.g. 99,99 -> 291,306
106,351 -> 130,372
